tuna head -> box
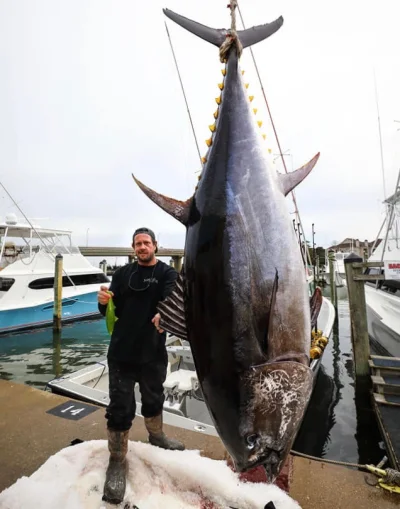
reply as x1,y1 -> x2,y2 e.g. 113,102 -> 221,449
235,361 -> 313,479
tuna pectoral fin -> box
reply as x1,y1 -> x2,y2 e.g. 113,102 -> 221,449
279,153 -> 320,196
310,286 -> 323,329
163,8 -> 283,49
157,273 -> 187,340
132,174 -> 191,226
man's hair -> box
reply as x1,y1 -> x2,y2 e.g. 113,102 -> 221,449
132,227 -> 158,253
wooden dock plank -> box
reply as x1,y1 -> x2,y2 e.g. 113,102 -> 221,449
370,355 -> 400,369
373,392 -> 400,407
371,375 -> 400,396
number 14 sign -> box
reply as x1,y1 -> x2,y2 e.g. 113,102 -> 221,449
47,400 -> 99,421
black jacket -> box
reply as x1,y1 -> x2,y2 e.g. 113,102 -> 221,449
99,260 -> 177,364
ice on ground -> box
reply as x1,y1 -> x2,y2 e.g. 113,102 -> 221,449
0,440 -> 301,509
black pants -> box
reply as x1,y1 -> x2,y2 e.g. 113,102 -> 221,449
105,355 -> 168,431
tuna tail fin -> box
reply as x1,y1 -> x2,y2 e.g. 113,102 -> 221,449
279,153 -> 320,196
163,8 -> 283,49
132,174 -> 192,226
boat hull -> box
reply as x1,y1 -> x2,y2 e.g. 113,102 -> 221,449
0,291 -> 100,335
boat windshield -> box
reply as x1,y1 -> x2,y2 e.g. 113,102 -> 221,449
0,223 -> 80,268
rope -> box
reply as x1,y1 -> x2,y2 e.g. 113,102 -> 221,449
219,1 -> 243,62
164,22 -> 202,165
385,468 -> 400,486
291,450 -> 400,487
290,450 -> 364,469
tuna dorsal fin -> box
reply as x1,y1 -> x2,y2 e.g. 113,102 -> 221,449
132,174 -> 192,226
264,269 -> 279,354
278,153 -> 320,196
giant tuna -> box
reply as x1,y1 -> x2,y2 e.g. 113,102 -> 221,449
133,6 -> 320,480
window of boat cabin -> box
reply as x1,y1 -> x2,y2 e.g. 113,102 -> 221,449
28,273 -> 109,290
0,277 -> 15,291
364,267 -> 383,288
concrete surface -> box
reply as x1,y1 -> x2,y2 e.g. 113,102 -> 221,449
290,455 -> 400,508
0,379 -> 225,492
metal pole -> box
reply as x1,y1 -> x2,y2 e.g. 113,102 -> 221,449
312,223 -> 316,285
329,253 -> 336,309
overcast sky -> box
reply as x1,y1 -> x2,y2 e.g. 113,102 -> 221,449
0,0 -> 399,257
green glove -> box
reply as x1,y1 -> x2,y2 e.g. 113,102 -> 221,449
105,293 -> 118,335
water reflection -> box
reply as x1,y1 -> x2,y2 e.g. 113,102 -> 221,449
0,319 -> 109,389
294,287 -> 383,465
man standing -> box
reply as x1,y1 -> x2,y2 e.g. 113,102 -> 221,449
98,227 -> 184,505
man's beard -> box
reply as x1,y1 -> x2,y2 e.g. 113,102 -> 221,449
137,252 -> 155,263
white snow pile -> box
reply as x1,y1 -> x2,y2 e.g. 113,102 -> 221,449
0,440 -> 301,509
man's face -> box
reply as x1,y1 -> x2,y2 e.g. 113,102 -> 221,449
133,233 -> 157,263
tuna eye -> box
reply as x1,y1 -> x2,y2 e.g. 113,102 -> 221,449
246,434 -> 259,450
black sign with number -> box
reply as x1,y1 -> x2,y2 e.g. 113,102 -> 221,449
47,400 -> 99,420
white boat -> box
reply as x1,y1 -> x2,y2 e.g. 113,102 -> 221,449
0,213 -> 109,334
48,294 -> 336,437
364,178 -> 400,357
322,250 -> 349,287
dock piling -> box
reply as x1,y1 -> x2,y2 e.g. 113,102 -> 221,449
328,252 -> 337,310
53,254 -> 63,332
172,255 -> 183,273
344,253 -> 371,379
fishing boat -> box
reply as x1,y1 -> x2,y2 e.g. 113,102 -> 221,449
364,173 -> 400,357
48,290 -> 335,437
0,213 -> 109,334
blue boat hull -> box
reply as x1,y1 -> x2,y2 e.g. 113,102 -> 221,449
0,291 -> 101,334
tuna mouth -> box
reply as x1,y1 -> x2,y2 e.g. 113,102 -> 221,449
263,451 -> 281,481
235,450 -> 281,479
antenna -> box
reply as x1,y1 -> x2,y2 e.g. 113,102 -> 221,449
373,70 -> 387,200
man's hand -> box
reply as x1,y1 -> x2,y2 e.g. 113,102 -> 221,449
152,313 -> 164,333
98,285 -> 113,305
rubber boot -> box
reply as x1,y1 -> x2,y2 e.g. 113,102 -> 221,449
144,413 -> 185,451
102,429 -> 129,505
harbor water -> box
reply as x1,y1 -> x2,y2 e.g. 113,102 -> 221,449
0,286 -> 384,466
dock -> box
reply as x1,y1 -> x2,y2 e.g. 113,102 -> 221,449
370,355 -> 400,471
1,379 -> 398,508
345,255 -> 400,485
